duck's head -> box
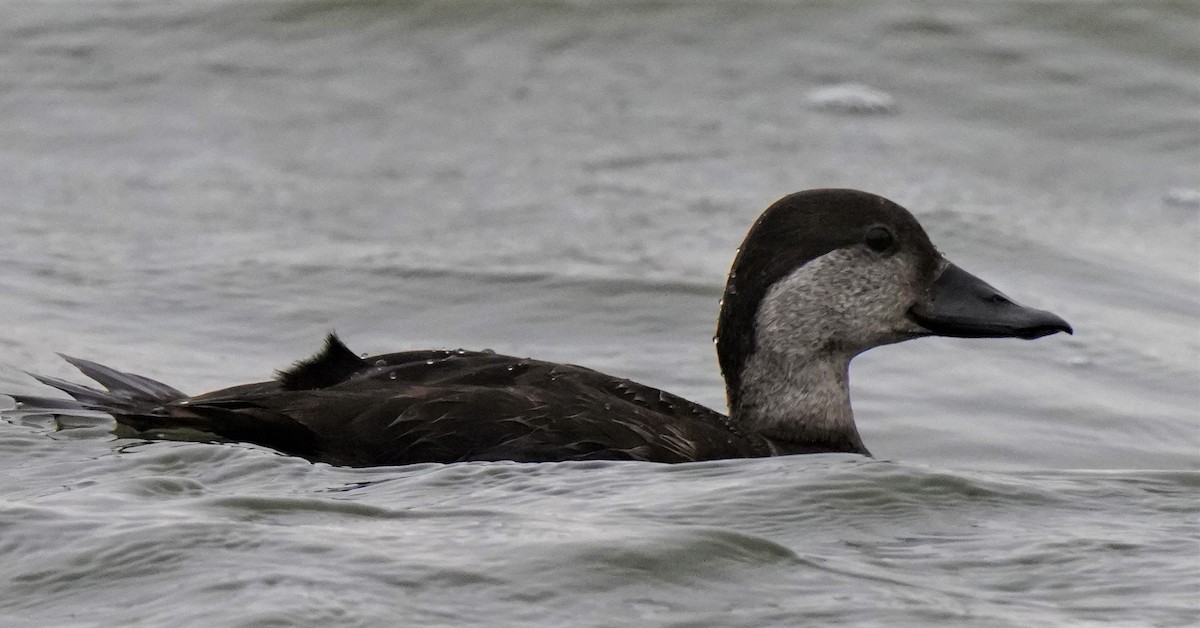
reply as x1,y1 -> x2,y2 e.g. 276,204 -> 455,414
715,189 -> 1071,420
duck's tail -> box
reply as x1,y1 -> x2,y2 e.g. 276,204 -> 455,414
9,353 -> 322,458
8,354 -> 187,416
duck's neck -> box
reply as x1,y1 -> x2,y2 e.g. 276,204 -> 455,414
715,247 -> 876,457
729,346 -> 869,456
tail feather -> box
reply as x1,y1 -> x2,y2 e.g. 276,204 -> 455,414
26,372 -> 135,410
7,393 -> 99,412
10,357 -> 187,416
57,354 -> 186,402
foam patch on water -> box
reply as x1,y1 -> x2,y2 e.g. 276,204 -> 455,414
1163,187 -> 1200,208
805,83 -> 898,115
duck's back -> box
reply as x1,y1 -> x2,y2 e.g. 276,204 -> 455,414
109,336 -> 759,466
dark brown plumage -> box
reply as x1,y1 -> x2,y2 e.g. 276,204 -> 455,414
64,336 -> 766,466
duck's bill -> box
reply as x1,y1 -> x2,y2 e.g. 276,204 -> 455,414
907,262 -> 1072,340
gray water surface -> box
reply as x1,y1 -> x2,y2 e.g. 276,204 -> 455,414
1,1 -> 1197,626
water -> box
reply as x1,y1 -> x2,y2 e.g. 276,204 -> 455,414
1,1 -> 1197,625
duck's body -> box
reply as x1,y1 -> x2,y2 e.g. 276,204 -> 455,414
8,190 -> 1071,466
126,341 -> 766,466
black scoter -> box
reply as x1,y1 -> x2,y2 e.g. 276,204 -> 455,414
7,189 -> 1071,466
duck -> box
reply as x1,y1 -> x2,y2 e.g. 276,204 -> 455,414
6,189 -> 1071,466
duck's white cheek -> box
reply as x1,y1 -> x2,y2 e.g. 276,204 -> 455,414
754,251 -> 846,354
754,249 -> 925,354
754,251 -> 852,348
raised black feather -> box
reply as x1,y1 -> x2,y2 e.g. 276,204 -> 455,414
277,333 -> 365,390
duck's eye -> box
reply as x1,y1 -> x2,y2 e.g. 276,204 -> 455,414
864,226 -> 896,254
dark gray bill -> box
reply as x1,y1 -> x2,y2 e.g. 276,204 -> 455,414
908,262 -> 1072,340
